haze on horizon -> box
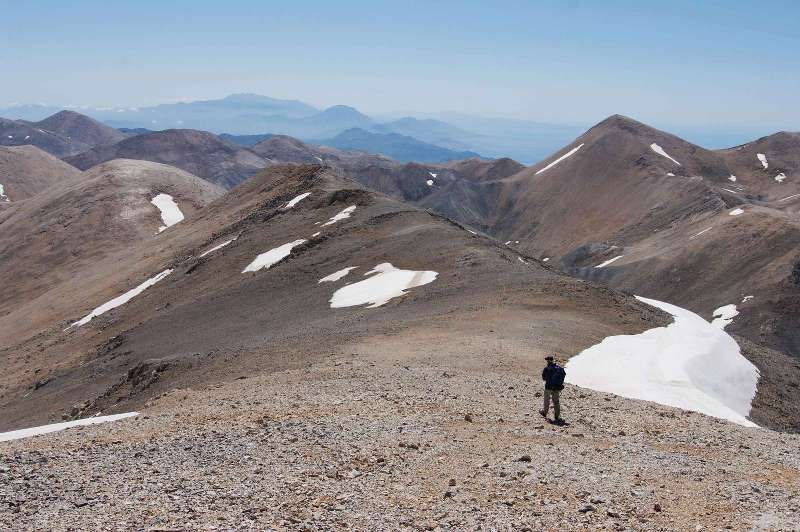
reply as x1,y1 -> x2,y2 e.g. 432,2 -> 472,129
2,0 -> 798,132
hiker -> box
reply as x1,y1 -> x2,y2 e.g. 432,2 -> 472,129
540,355 -> 566,423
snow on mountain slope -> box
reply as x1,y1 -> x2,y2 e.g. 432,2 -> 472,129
0,412 -> 138,442
151,193 -> 185,232
566,296 -> 759,426
329,263 -> 438,308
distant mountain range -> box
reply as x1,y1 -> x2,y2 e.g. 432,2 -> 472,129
0,94 -> 586,162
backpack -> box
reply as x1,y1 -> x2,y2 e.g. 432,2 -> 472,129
547,364 -> 566,390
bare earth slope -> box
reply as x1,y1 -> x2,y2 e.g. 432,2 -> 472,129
0,145 -> 82,202
65,129 -> 270,188
0,164 -> 663,432
0,159 -> 224,345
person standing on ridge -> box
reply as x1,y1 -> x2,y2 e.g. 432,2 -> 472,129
540,355 -> 566,423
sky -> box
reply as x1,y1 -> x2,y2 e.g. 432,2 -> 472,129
1,0 -> 799,130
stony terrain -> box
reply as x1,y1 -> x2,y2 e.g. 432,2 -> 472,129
2,339 -> 799,530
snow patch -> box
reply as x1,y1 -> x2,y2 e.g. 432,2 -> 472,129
0,412 -> 139,442
711,304 -> 739,329
426,180 -> 434,186
429,172 -> 437,178
199,237 -> 237,258
543,257 -> 550,262
311,231 -> 321,237
757,153 -> 768,169
650,143 -> 681,166
150,193 -> 184,232
690,227 -> 713,239
284,192 -> 311,209
566,296 -> 758,427
319,266 -> 357,283
535,143 -> 584,175
322,205 -> 356,226
741,295 -> 754,303
329,263 -> 438,308
242,239 -> 307,273
778,193 -> 800,203
729,175 -> 737,182
0,183 -> 8,202
729,208 -> 744,216
467,229 -> 477,235
67,270 -> 173,328
666,172 -> 675,177
596,255 -> 623,268
774,173 -> 786,183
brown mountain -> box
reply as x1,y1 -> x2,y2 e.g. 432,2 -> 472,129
0,145 -> 82,202
0,159 -> 224,345
35,110 -> 125,148
65,129 -> 270,188
418,116 -> 800,373
0,111 -> 126,157
0,163 -> 669,432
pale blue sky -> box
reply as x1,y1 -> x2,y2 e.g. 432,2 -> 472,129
1,0 -> 798,129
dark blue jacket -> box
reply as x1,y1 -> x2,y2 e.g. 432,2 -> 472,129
542,362 -> 565,391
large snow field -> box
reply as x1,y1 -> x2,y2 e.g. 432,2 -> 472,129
535,143 -> 584,175
649,143 -> 681,166
566,296 -> 759,427
0,412 -> 139,442
67,269 -> 173,328
242,239 -> 307,273
330,263 -> 438,308
151,193 -> 184,232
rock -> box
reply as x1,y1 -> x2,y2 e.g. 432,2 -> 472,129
448,479 -> 456,487
464,414 -> 473,422
578,504 -> 596,513
518,455 -> 532,462
653,503 -> 662,512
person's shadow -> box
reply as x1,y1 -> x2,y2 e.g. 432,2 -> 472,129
547,418 -> 569,427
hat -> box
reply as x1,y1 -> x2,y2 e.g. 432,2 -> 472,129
545,355 -> 554,361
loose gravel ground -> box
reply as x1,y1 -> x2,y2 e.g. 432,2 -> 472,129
2,343 -> 799,531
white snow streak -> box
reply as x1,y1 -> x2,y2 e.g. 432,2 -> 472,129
595,255 -> 623,268
322,205 -> 356,226
566,296 -> 758,427
0,412 -> 139,442
311,231 -> 321,237
242,239 -> 307,273
67,269 -> 173,328
329,263 -> 438,309
318,266 -> 357,283
690,227 -> 713,239
650,143 -> 681,166
150,193 -> 184,232
722,188 -> 739,194
778,193 -> 800,203
0,183 -> 8,202
429,172 -> 438,178
666,172 -> 675,177
774,173 -> 786,183
757,153 -> 768,169
199,237 -> 237,258
729,208 -> 744,216
711,304 -> 739,329
535,143 -> 584,175
284,192 -> 311,209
